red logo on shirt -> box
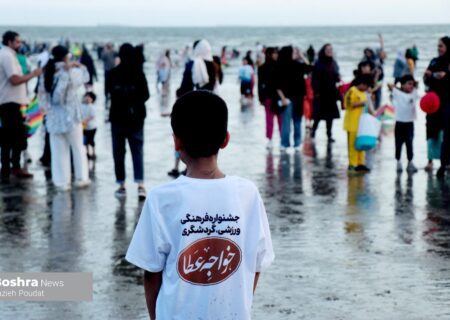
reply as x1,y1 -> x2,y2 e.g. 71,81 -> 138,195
177,237 -> 242,285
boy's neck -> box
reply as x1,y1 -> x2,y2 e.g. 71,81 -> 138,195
185,156 -> 225,180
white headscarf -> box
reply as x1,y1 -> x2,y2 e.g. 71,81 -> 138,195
192,39 -> 213,87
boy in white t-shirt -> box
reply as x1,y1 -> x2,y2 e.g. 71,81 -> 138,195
388,75 -> 419,173
126,90 -> 274,320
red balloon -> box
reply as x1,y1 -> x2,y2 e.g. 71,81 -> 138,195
420,92 -> 441,114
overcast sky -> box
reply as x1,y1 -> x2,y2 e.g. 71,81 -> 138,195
1,0 -> 449,26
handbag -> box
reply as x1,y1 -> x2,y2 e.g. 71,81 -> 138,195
355,108 -> 381,151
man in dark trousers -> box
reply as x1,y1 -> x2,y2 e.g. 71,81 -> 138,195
0,30 -> 42,182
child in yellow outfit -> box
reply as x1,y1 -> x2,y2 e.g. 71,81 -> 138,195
344,74 -> 375,172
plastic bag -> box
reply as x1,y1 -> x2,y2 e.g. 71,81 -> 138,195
355,113 -> 381,151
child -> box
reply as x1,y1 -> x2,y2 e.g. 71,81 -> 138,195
343,74 -> 375,173
239,57 -> 254,100
80,91 -> 97,160
388,75 -> 419,173
126,91 -> 274,320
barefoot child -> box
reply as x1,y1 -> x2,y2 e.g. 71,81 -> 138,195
344,74 -> 375,173
388,75 -> 419,173
126,90 -> 274,320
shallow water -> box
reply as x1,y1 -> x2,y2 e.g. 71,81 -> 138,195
1,25 -> 450,319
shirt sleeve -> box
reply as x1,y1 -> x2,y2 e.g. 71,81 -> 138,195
391,88 -> 400,105
126,197 -> 169,272
1,52 -> 19,79
69,67 -> 89,87
255,191 -> 275,272
344,88 -> 353,110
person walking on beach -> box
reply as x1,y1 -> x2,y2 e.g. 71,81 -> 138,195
304,46 -> 316,130
176,39 -> 217,97
40,45 -> 90,191
126,91 -> 274,320
101,42 -> 117,108
258,47 -> 281,150
36,44 -> 52,167
221,46 -> 228,66
212,55 -> 224,92
361,33 -> 386,109
170,39 -> 218,178
424,36 -> 450,177
311,43 -> 340,142
239,56 -> 255,102
106,43 -> 150,199
156,49 -> 171,96
80,44 -> 97,90
275,45 -> 312,151
0,30 -> 42,182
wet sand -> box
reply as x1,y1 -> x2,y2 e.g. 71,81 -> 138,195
1,70 -> 450,319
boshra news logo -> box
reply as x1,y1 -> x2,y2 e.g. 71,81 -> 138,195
0,276 -> 64,297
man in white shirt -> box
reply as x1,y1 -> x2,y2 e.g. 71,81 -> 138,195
0,30 -> 42,182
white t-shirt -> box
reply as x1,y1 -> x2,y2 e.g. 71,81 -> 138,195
80,103 -> 97,130
392,88 -> 418,123
126,175 -> 274,320
0,46 -> 28,105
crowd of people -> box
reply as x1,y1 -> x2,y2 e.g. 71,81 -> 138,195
1,29 -> 450,201
241,35 -> 450,176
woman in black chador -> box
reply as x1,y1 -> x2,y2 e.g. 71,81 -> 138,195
311,44 -> 341,142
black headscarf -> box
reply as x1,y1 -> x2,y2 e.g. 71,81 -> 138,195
264,47 -> 278,64
278,46 -> 293,65
117,43 -> 145,80
318,44 -> 333,65
44,45 -> 69,93
118,43 -> 135,67
439,36 -> 450,64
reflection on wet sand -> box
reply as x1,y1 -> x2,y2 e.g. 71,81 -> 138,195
394,174 -> 415,245
423,175 -> 450,258
1,96 -> 450,319
112,200 -> 144,284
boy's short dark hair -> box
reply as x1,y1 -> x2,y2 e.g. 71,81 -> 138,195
399,74 -> 415,85
2,30 -> 19,46
354,74 -> 374,87
84,91 -> 97,102
171,90 -> 228,158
